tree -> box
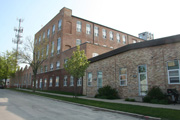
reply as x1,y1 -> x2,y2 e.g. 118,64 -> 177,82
0,51 -> 17,87
18,36 -> 49,92
64,46 -> 90,98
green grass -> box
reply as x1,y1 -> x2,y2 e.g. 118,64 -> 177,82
9,88 -> 180,120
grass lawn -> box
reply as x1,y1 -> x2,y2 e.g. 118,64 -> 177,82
9,88 -> 180,120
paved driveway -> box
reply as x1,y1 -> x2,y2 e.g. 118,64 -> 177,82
0,89 -> 143,120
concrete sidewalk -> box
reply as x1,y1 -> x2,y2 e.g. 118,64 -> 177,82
18,88 -> 180,110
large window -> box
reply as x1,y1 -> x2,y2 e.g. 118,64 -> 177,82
117,33 -> 120,43
55,76 -> 59,87
58,19 -> 62,30
52,25 -> 55,34
109,31 -> 113,40
43,32 -> 45,39
167,60 -> 180,84
86,24 -> 91,34
88,73 -> 92,86
77,78 -> 82,86
70,76 -> 74,86
40,66 -> 43,73
47,29 -> 50,38
46,44 -> 49,56
44,65 -> 48,72
123,35 -> 126,44
51,41 -> 54,57
50,63 -> 53,71
57,37 -> 61,54
97,71 -> 103,88
49,77 -> 52,87
102,29 -> 106,39
94,26 -> 99,36
39,79 -> 42,88
138,65 -> 148,96
119,68 -> 127,86
39,36 -> 41,43
56,61 -> 60,69
64,76 -> 67,86
44,78 -> 47,87
36,80 -> 38,88
76,21 -> 81,32
76,39 -> 81,46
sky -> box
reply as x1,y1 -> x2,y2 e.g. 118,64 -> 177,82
0,0 -> 180,65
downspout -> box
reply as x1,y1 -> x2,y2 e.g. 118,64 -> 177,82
93,23 -> 94,44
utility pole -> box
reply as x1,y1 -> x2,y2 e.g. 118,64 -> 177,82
12,18 -> 23,89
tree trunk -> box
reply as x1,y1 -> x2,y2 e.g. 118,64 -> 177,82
4,78 -> 7,88
74,78 -> 78,98
33,73 -> 36,93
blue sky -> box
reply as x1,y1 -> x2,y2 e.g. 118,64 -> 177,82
1,0 -> 180,55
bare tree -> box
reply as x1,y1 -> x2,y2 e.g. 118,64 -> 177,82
18,36 -> 49,92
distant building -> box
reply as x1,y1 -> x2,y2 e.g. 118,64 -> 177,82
138,32 -> 154,40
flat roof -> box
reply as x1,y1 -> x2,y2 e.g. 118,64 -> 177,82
89,34 -> 180,63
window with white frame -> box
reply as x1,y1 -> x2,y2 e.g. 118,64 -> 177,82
58,19 -> 62,30
167,60 -> 180,84
52,25 -> 55,34
44,65 -> 48,72
119,68 -> 127,86
76,39 -> 81,46
57,37 -> 61,54
77,78 -> 82,86
109,31 -> 113,40
51,41 -> 54,56
76,21 -> 81,32
92,53 -> 99,57
97,71 -> 103,88
88,73 -> 92,86
56,61 -> 60,69
102,29 -> 106,39
64,59 -> 68,67
40,66 -> 43,73
63,75 -> 67,86
49,77 -> 52,87
70,76 -> 74,86
86,24 -> 91,34
50,63 -> 53,71
117,33 -> 120,43
94,26 -> 99,36
47,29 -> 50,38
46,44 -> 49,56
44,78 -> 47,87
39,79 -> 42,88
43,32 -> 45,39
123,35 -> 126,44
55,76 -> 59,87
39,36 -> 41,43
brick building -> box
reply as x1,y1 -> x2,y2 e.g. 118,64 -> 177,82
83,34 -> 180,99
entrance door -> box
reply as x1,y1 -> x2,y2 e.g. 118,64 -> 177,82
138,65 -> 148,96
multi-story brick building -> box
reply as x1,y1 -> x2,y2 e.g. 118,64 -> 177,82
10,7 -> 144,94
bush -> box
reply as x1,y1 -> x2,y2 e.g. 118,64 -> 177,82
125,98 -> 135,102
95,85 -> 119,99
143,86 -> 168,104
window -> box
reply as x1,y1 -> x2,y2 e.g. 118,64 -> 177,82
39,36 -> 41,43
58,19 -> 62,30
63,76 -> 67,86
39,79 -> 42,88
76,21 -> 81,32
97,71 -> 103,88
76,39 -> 81,46
70,76 -> 74,86
57,37 -> 61,54
55,76 -> 59,87
35,38 -> 37,44
77,78 -> 82,86
64,59 -> 68,67
47,29 -> 50,38
49,77 -> 52,87
92,53 -> 99,57
37,51 -> 40,59
109,31 -> 113,40
50,63 -> 53,71
86,24 -> 91,34
51,41 -> 54,57
117,33 -> 120,43
123,35 -> 126,44
46,44 -> 49,56
56,61 -> 60,69
36,80 -> 38,88
88,73 -> 92,86
41,48 -> 44,57
40,66 -> 43,73
52,25 -> 55,34
44,78 -> 47,87
138,65 -> 148,96
94,26 -> 99,36
119,68 -> 127,86
102,29 -> 106,39
167,60 -> 180,84
44,65 -> 48,72
133,40 -> 137,43
43,32 -> 45,39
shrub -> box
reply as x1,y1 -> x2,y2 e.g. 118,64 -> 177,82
95,85 -> 119,99
125,98 -> 135,102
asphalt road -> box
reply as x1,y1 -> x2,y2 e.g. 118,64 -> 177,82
0,89 -> 143,120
